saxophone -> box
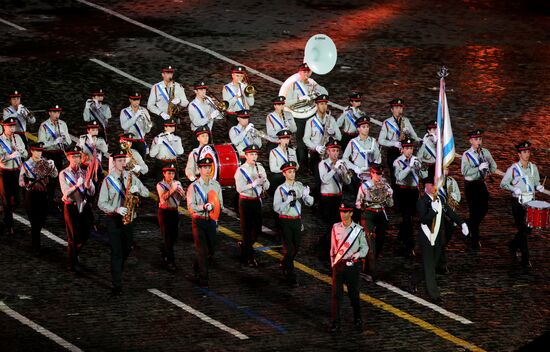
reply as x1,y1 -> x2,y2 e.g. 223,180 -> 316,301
122,144 -> 140,225
167,79 -> 184,118
398,116 -> 407,141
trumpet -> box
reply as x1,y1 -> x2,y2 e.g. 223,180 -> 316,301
242,71 -> 256,97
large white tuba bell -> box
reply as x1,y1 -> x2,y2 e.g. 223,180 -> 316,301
304,34 -> 337,75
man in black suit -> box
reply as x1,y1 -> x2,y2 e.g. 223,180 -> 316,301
409,173 -> 469,303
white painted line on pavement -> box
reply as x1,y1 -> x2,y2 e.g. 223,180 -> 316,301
0,301 -> 83,352
148,288 -> 249,340
0,18 -> 27,31
89,58 -> 152,89
13,213 -> 67,246
376,281 -> 473,325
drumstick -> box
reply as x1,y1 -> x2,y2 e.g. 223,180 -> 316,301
542,176 -> 546,187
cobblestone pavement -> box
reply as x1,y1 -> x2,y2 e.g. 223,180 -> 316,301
0,0 -> 549,351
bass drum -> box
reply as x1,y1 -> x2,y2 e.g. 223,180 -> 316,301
198,143 -> 239,187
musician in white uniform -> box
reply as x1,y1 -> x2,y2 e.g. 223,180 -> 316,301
268,129 -> 298,193
265,96 -> 297,152
500,141 -> 545,271
83,89 -> 111,139
337,92 -> 363,149
222,65 -> 254,126
188,81 -> 222,137
149,118 -> 184,180
3,90 -> 36,146
229,110 -> 262,158
120,92 -> 153,157
185,126 -> 211,182
147,66 -> 189,121
416,121 -> 437,179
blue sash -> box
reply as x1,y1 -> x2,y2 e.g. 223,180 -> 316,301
64,170 -> 85,196
324,162 -> 342,193
23,161 -> 36,178
159,182 -> 180,206
385,119 -> 400,138
15,116 -> 24,131
193,183 -> 207,204
268,113 -> 284,130
294,80 -> 307,96
239,168 -> 260,198
43,123 -> 58,140
233,126 -> 249,146
351,139 -> 367,161
425,143 -> 436,159
157,83 -> 169,103
191,102 -> 205,119
106,175 -> 125,199
225,84 -> 245,110
123,109 -> 144,140
465,151 -> 480,167
0,138 -> 20,167
399,159 -> 418,185
312,117 -> 324,135
280,186 -> 300,215
161,140 -> 177,157
346,111 -> 358,129
273,148 -> 288,163
513,163 -> 533,192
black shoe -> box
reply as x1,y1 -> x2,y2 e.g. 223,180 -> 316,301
111,287 -> 122,296
6,227 -> 14,236
328,322 -> 341,333
408,277 -> 417,294
429,296 -> 443,304
354,319 -> 364,332
288,276 -> 298,288
436,266 -> 450,275
248,258 -> 259,268
471,241 -> 481,251
360,272 -> 374,283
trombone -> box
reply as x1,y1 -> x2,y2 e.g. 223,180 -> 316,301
242,71 -> 256,97
205,91 -> 229,117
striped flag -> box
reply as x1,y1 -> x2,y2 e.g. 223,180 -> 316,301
435,69 -> 455,190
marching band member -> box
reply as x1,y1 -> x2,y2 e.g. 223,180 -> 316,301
229,110 -> 262,158
409,174 -> 468,303
78,121 -> 108,187
188,81 -> 221,135
265,96 -> 297,151
461,129 -> 497,250
378,98 -> 420,187
500,141 -> 544,271
3,90 -> 36,145
268,129 -> 298,193
149,118 -> 184,180
329,201 -> 368,333
98,149 -> 150,296
185,126 -> 210,182
273,161 -> 313,286
157,163 -> 184,272
342,115 -> 381,188
317,139 -> 351,262
120,92 -> 152,157
83,89 -> 111,138
222,65 -> 254,126
19,142 -> 57,255
393,137 -> 422,257
147,66 -> 189,121
336,92 -> 363,149
355,164 -> 393,281
416,121 -> 437,179
0,117 -> 27,235
234,144 -> 269,267
109,133 -> 148,177
187,157 -> 224,287
303,94 -> 341,183
59,145 -> 95,274
284,63 -> 328,168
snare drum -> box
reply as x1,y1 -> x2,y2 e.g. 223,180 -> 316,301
524,200 -> 550,229
198,144 -> 239,187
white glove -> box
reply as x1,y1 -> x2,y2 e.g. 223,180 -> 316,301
76,177 -> 84,187
286,194 -> 295,202
209,110 -> 221,120
387,187 -> 394,196
160,112 -> 170,120
55,137 -> 64,144
359,166 -> 369,173
245,123 -> 254,133
251,178 -> 261,188
203,203 -> 213,211
461,223 -> 469,236
130,185 -> 139,194
513,188 -> 522,196
335,160 -> 343,169
48,159 -> 55,166
171,98 -> 181,105
394,141 -> 402,149
536,185 -> 545,192
132,165 -> 141,174
431,199 -> 440,213
9,151 -> 20,159
17,104 -> 24,113
116,207 -> 128,216
315,145 -> 326,154
478,162 -> 489,171
327,127 -> 335,135
298,95 -> 309,101
302,186 -> 310,198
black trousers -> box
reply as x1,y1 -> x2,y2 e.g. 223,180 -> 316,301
464,180 -> 489,246
192,218 -> 218,282
0,168 -> 20,229
309,151 -> 322,199
295,118 -> 308,169
396,187 -> 419,253
280,218 -> 302,280
511,199 -> 531,266
43,151 -> 64,205
361,209 -> 388,274
105,215 -> 134,290
158,208 -> 179,264
386,146 -> 401,190
331,261 -> 362,325
318,195 -> 342,260
238,198 -> 262,262
437,219 -> 455,271
268,172 -> 285,197
24,189 -> 48,251
411,231 -> 444,299
64,203 -> 92,268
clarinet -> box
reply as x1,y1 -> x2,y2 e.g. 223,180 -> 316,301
255,162 -> 267,199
